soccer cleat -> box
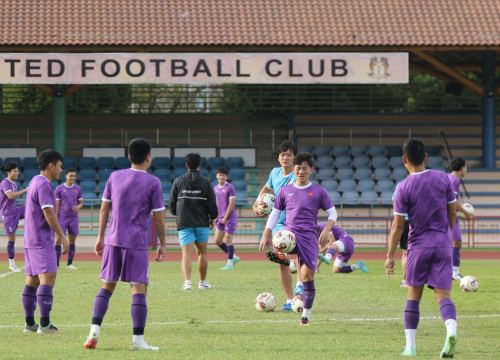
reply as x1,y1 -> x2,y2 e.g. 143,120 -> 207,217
294,283 -> 304,296
23,324 -> 39,333
318,254 -> 331,265
282,303 -> 293,312
66,264 -> 78,270
400,280 -> 408,288
233,255 -> 240,264
37,323 -> 59,334
83,336 -> 98,349
440,332 -> 457,358
357,260 -> 369,273
299,317 -> 311,326
220,263 -> 234,271
452,273 -> 463,281
198,281 -> 212,289
401,347 -> 417,357
131,340 -> 159,351
182,282 -> 192,291
265,251 -> 290,266
9,263 -> 21,272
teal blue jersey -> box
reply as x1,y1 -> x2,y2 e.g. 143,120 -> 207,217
266,167 -> 296,232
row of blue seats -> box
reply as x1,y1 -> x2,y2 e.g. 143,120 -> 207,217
328,190 -> 395,206
298,144 -> 442,158
314,167 -> 409,182
318,179 -> 398,193
314,155 -> 445,170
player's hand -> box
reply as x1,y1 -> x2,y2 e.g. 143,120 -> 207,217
59,235 -> 69,255
72,205 -> 80,213
259,233 -> 271,252
384,256 -> 395,277
155,244 -> 166,262
95,238 -> 104,256
464,211 -> 473,220
318,229 -> 330,247
221,218 -> 227,225
209,220 -> 215,230
253,203 -> 266,217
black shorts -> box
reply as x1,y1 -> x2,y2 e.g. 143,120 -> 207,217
399,220 -> 409,250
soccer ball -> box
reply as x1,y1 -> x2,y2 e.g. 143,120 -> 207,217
289,259 -> 297,274
272,229 -> 296,253
459,203 -> 474,218
292,295 -> 304,313
460,275 -> 479,292
255,292 -> 277,312
255,193 -> 275,215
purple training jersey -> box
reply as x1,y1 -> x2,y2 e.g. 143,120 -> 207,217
447,174 -> 461,203
24,175 -> 56,249
102,169 -> 165,250
0,178 -> 19,217
214,182 -> 237,223
393,170 -> 456,250
55,183 -> 83,219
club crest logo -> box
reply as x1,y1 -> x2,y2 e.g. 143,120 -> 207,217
368,57 -> 390,79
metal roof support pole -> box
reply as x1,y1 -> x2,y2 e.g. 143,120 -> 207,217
481,51 -> 496,169
53,85 -> 67,157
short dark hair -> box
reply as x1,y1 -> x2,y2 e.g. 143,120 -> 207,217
293,152 -> 315,167
5,162 -> 19,173
37,149 -> 63,171
276,140 -> 297,156
185,153 -> 201,170
216,167 -> 229,175
450,158 -> 466,171
65,168 -> 77,174
402,139 -> 426,166
128,138 -> 151,164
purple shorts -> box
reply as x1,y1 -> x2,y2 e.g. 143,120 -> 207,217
451,220 -> 462,242
2,206 -> 25,236
59,216 -> 79,236
406,247 -> 452,290
286,228 -> 318,272
216,219 -> 237,235
337,236 -> 355,263
24,247 -> 57,276
100,244 -> 149,285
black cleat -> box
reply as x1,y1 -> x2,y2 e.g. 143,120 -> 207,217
266,251 -> 290,266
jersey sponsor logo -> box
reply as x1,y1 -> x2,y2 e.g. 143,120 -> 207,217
308,191 -> 314,198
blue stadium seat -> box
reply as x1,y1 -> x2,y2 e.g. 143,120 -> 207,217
393,168 -> 408,182
313,145 -> 332,157
163,192 -> 170,203
380,191 -> 394,205
82,192 -> 98,206
199,168 -> 209,177
226,157 -> 244,168
341,191 -> 360,205
154,168 -> 172,180
0,158 -> 4,169
368,145 -> 386,157
229,168 -> 245,180
298,145 -> 314,153
235,192 -> 249,206
387,146 -> 403,157
361,191 -> 379,205
318,168 -> 335,181
354,168 -> 372,180
172,167 -> 186,179
171,157 -> 185,169
353,156 -> 370,168
152,157 -> 170,169
338,179 -> 357,192
22,169 -> 39,182
97,181 -> 107,193
336,168 -> 354,181
232,180 -> 247,192
427,146 -> 442,156
4,157 -> 21,167
371,156 -> 389,168
359,180 -> 376,192
321,180 -> 338,192
79,169 -> 96,181
389,156 -> 404,169
200,157 -> 207,168
21,157 -> 38,169
374,168 -> 392,180
80,180 -> 96,192
377,179 -> 395,193
97,157 -> 114,169
427,156 -> 443,169
63,157 -> 78,169
334,156 -> 351,169
115,157 -> 131,169
328,191 -> 341,204
98,169 -> 113,181
350,145 -> 368,157
316,156 -> 334,169
207,157 -> 225,169
332,145 -> 349,157
79,157 -> 96,169
161,180 -> 172,193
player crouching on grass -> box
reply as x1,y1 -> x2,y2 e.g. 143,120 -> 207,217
259,153 -> 337,326
317,223 -> 368,274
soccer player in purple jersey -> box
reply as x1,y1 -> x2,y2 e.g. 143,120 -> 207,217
213,168 -> 240,270
0,162 -> 27,272
385,139 -> 458,358
448,158 -> 473,280
259,153 -> 337,326
55,168 -> 83,270
84,138 -> 166,351
317,223 -> 368,274
22,150 -> 68,334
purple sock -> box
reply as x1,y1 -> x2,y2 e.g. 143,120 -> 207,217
55,245 -> 62,267
302,280 -> 316,309
131,294 -> 147,335
218,243 -> 228,253
67,244 -> 76,265
37,285 -> 53,327
22,285 -> 37,326
7,241 -> 15,259
92,288 -> 112,326
227,245 -> 234,260
404,300 -> 420,329
439,298 -> 457,321
453,248 -> 460,267
339,266 -> 353,273
327,247 -> 336,257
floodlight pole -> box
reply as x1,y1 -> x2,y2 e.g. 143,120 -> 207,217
481,51 -> 496,169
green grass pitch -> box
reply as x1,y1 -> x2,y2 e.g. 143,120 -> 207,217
0,258 -> 499,359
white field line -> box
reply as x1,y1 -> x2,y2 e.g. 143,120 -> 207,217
0,313 -> 499,330
0,267 -> 24,279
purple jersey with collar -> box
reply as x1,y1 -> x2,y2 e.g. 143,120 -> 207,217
447,174 -> 461,203
0,178 -> 19,217
318,223 -> 354,256
102,169 -> 164,250
24,175 -> 56,249
55,183 -> 83,219
214,182 -> 237,222
393,170 -> 455,250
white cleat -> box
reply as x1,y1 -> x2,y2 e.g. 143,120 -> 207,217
440,332 -> 457,358
131,340 -> 159,351
66,264 -> 78,270
182,283 -> 192,291
198,281 -> 212,289
9,263 -> 21,272
23,323 -> 39,333
37,323 -> 59,335
452,273 -> 463,281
